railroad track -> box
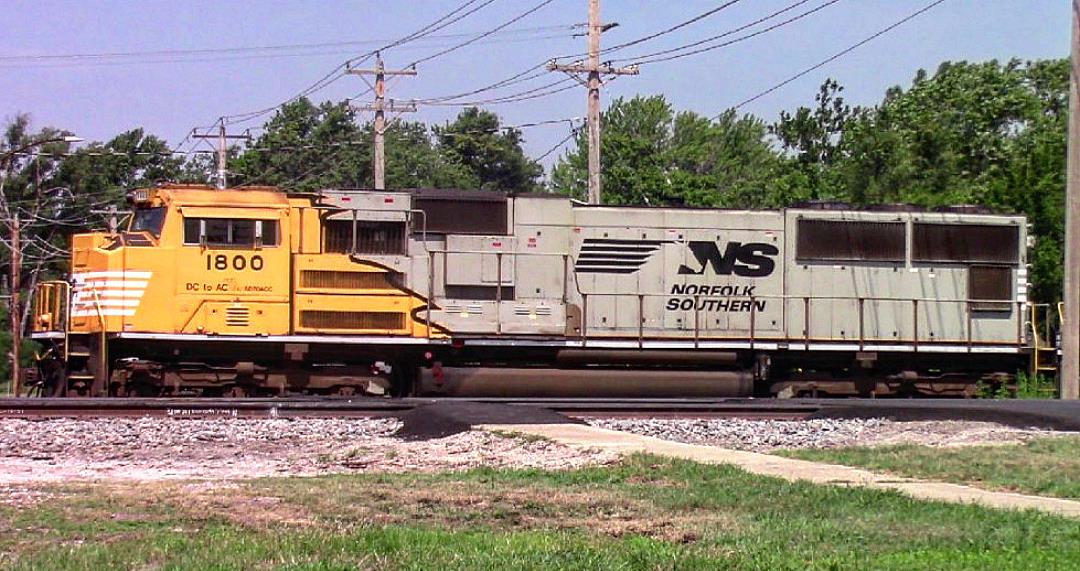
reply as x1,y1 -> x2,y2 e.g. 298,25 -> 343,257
4,397 -> 1080,430
0,397 -> 819,420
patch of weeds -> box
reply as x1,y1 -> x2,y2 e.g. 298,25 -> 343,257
487,429 -> 553,444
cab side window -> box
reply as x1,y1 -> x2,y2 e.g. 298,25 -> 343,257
183,218 -> 279,247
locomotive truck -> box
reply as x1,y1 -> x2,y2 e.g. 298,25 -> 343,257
28,183 -> 1046,398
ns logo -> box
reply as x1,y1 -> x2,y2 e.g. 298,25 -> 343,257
677,241 -> 779,278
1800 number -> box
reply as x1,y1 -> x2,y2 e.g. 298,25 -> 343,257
205,254 -> 264,271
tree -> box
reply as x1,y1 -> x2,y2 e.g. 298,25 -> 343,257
551,95 -> 780,207
231,98 -> 480,191
824,60 -> 1068,301
231,99 -> 370,191
771,78 -> 855,199
435,107 -> 542,192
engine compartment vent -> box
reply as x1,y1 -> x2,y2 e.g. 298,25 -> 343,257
300,270 -> 398,290
225,306 -> 250,327
300,310 -> 406,330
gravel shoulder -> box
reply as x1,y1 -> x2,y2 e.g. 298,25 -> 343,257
587,418 -> 1080,453
0,417 -> 614,487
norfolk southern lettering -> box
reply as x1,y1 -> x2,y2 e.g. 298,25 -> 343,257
668,241 -> 777,313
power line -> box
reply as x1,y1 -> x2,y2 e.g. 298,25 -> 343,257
605,0 -> 816,64
418,77 -> 577,106
413,63 -> 550,103
616,0 -> 841,66
13,116 -> 580,159
0,24 -> 577,65
384,0 -> 499,53
406,0 -> 558,68
0,31 -> 579,69
216,0 -> 503,128
601,0 -> 744,55
728,0 -> 948,112
535,125 -> 581,162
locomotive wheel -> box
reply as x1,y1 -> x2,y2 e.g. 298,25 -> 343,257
335,386 -> 357,397
224,385 -> 250,398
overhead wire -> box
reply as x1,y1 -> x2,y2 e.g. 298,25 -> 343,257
406,0 -> 558,68
615,0 -> 843,65
599,0 -> 744,55
216,0 -> 501,127
728,0 -> 948,112
0,24 -> 576,65
535,125 -> 581,162
0,31 -> 579,69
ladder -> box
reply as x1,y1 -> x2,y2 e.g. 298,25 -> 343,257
33,280 -> 107,396
1030,303 -> 1058,374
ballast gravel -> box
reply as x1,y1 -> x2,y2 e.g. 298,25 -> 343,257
587,418 -> 1075,452
0,417 -> 614,485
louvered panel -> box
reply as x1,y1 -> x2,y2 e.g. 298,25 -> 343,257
300,310 -> 406,330
796,219 -> 906,262
300,270 -> 397,290
913,223 -> 1019,264
225,306 -> 250,327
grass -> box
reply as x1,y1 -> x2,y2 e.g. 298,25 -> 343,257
3,455 -> 1080,570
780,436 -> 1080,499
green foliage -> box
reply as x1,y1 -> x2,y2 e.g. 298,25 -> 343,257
231,100 -> 537,192
1016,371 -> 1058,399
435,107 -> 542,192
551,95 -> 781,207
230,99 -> 371,191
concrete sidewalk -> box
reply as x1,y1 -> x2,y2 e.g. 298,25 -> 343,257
481,423 -> 1080,519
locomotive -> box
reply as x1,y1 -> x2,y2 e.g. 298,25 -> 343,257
28,183 -> 1042,398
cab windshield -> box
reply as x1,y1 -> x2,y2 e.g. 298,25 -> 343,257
129,207 -> 166,237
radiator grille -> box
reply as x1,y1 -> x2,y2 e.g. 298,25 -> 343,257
300,270 -> 397,290
300,310 -> 406,330
225,306 -> 250,327
913,223 -> 1019,264
969,266 -> 1012,312
796,219 -> 906,262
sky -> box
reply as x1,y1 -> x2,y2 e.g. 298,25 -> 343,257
0,0 -> 1070,173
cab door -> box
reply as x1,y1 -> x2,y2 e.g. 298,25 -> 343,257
174,207 -> 291,335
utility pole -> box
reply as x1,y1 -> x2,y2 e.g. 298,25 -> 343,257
1062,0 -> 1080,399
548,0 -> 638,204
9,213 -> 19,396
348,54 -> 417,190
192,121 -> 248,189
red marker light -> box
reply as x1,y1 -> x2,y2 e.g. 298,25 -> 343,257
384,197 -> 394,203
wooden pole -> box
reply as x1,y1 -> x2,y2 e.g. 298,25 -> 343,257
547,0 -> 637,204
347,55 -> 416,191
1062,0 -> 1080,399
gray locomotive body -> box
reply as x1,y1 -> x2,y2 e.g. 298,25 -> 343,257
333,188 -> 1030,397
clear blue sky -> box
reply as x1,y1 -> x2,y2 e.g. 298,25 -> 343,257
0,0 -> 1069,171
